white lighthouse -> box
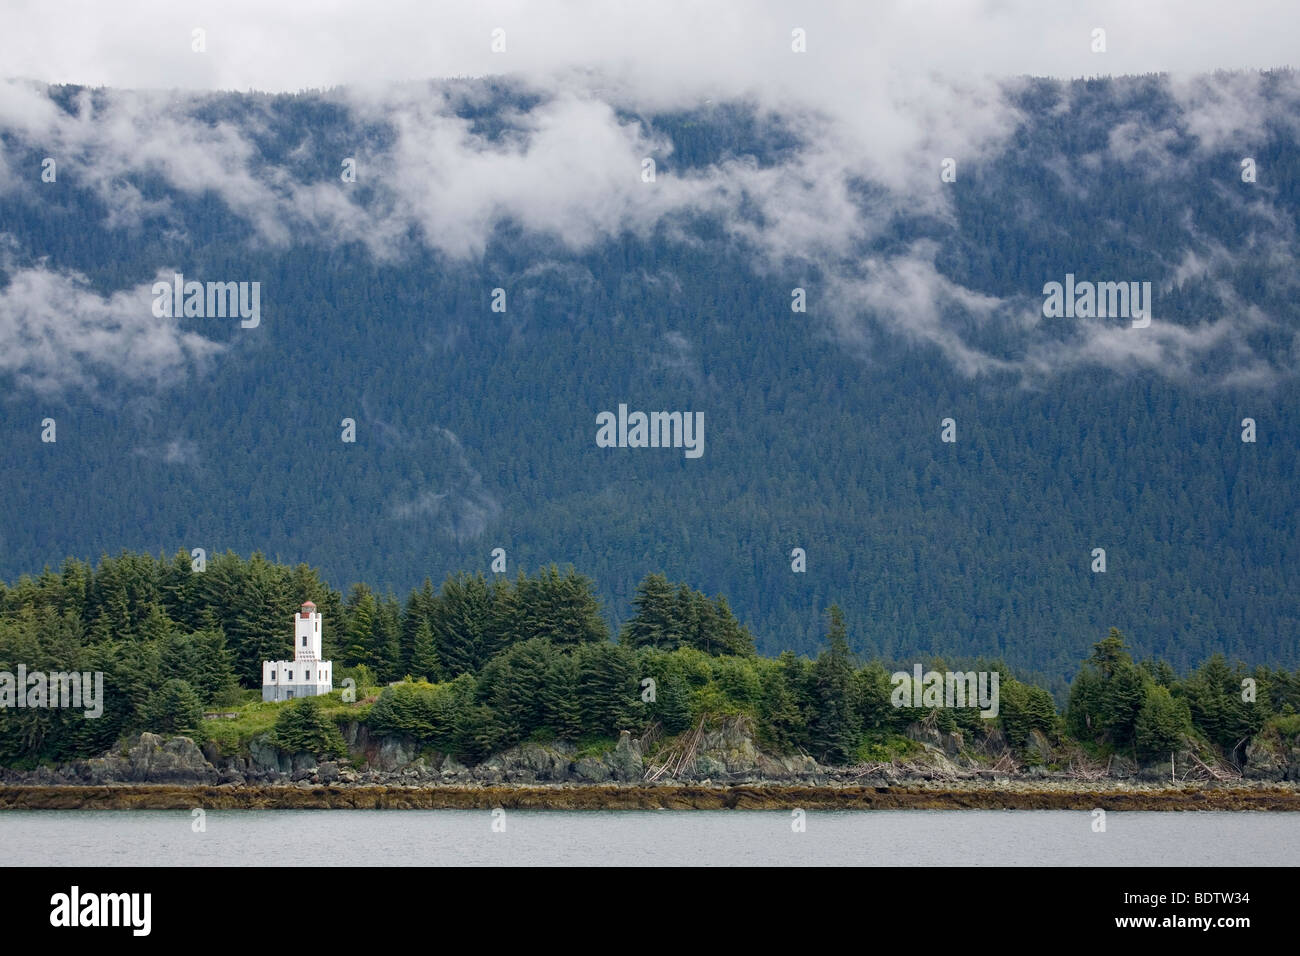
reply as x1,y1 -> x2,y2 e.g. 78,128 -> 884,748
261,600 -> 334,702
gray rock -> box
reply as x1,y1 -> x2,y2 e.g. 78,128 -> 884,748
1025,729 -> 1053,765
123,733 -> 218,784
694,755 -> 726,778
249,735 -> 292,774
371,737 -> 414,772
291,752 -> 318,773
441,754 -> 468,777
1244,735 -> 1291,781
574,756 -> 611,782
608,731 -> 643,781
905,722 -> 965,758
511,742 -> 570,780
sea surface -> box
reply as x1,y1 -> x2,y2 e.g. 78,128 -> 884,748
1,809 -> 1296,865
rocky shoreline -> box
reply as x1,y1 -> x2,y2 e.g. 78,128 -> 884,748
4,718 -> 1298,810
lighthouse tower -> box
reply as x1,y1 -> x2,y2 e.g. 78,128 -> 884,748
261,601 -> 334,702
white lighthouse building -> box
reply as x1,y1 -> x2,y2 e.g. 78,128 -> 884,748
262,600 -> 333,702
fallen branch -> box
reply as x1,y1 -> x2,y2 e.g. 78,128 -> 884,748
644,715 -> 708,782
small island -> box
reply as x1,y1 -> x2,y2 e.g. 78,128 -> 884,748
2,552 -> 1298,811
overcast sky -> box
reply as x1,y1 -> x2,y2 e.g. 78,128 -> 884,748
2,0 -> 1296,95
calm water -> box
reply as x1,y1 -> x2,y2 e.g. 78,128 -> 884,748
1,810 -> 1296,865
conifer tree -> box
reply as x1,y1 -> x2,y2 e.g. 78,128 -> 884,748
1135,683 -> 1191,761
409,618 -> 440,682
370,593 -> 403,681
806,605 -> 860,763
341,583 -> 377,670
432,572 -> 496,676
270,696 -> 346,758
143,678 -> 204,735
541,651 -> 584,740
621,573 -> 679,649
578,642 -> 639,736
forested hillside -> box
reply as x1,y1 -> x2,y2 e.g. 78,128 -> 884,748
1,71 -> 1298,680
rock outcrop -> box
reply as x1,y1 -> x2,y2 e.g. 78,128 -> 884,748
5,719 -> 1299,789
13,733 -> 221,785
1244,728 -> 1300,782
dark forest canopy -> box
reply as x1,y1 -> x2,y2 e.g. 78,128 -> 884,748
0,551 -> 1295,768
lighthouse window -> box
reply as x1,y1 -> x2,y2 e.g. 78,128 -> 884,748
302,635 -> 307,647
306,671 -> 311,679
270,671 -> 276,680
288,670 -> 293,680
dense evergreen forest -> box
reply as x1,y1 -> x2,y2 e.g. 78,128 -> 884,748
1,72 -> 1298,685
1,551 -> 1296,769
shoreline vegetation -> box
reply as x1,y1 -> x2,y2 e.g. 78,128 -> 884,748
3,553 -> 1300,808
2,781 -> 1299,812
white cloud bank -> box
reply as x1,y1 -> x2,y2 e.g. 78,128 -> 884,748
0,2 -> 1297,394
2,0 -> 1297,94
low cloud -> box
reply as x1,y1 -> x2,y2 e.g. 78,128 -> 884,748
825,236 -> 1297,388
132,438 -> 201,466
386,425 -> 502,542
0,55 -> 1297,393
0,257 -> 225,397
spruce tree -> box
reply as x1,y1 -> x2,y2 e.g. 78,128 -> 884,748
270,696 -> 346,758
370,594 -> 402,681
806,605 -> 860,764
432,572 -> 495,676
578,642 -> 639,736
409,618 -> 440,682
1135,683 -> 1191,761
143,679 -> 204,735
341,583 -> 377,670
621,573 -> 679,649
231,564 -> 293,685
541,651 -> 584,740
